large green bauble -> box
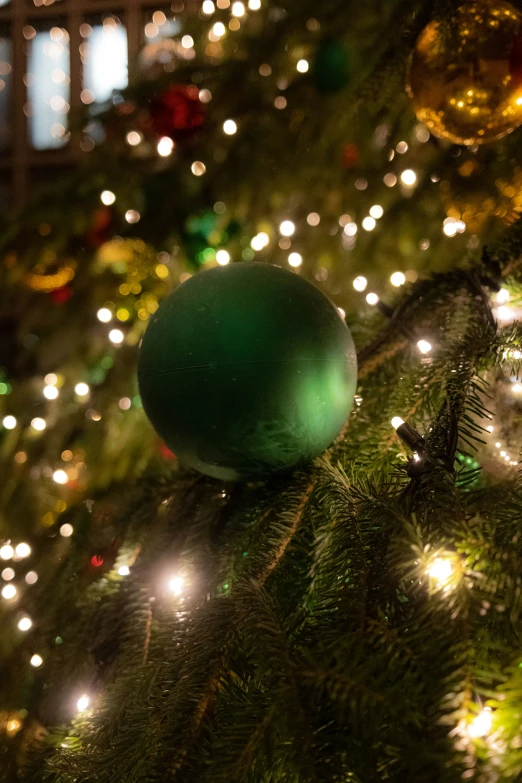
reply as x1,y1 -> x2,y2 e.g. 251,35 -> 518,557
138,263 -> 357,480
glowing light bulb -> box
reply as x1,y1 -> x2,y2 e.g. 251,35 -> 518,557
43,385 -> 59,400
168,576 -> 185,596
468,707 -> 493,738
0,545 -> 14,560
30,654 -> 43,667
366,292 -> 379,306
497,288 -> 510,304
297,59 -> 309,73
307,212 -> 320,226
512,383 -> 522,393
109,329 -> 124,345
74,383 -> 90,397
25,571 -> 38,584
45,373 -> 57,385
2,584 -> 16,600
288,252 -> 302,268
400,169 -> 416,186
97,308 -> 112,323
125,209 -> 140,224
486,425 -> 494,433
60,523 -> 73,537
212,22 -> 226,36
362,216 -> 376,231
126,131 -> 142,146
223,119 -> 237,135
3,416 -> 17,430
100,190 -> 115,205
279,220 -> 295,237
417,340 -> 432,354
216,249 -> 230,265
248,0 -> 261,7
202,0 -> 215,13
2,568 -> 14,580
15,543 -> 31,559
77,694 -> 90,712
427,557 -> 453,585
369,204 -> 384,219
53,469 -> 68,485
157,136 -> 174,156
118,565 -> 130,576
251,232 -> 269,250
384,173 -> 397,187
443,220 -> 457,237
391,417 -> 404,430
396,141 -> 408,154
353,276 -> 367,292
191,161 -> 206,176
181,35 -> 194,48
231,1 -> 245,15
390,272 -> 406,287
343,222 -> 357,237
18,617 -> 32,631
31,418 -> 46,431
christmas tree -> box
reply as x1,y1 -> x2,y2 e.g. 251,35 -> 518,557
4,0 -> 522,780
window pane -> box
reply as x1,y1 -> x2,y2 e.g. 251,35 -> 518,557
0,35 -> 12,151
82,18 -> 128,105
140,10 -> 187,76
27,27 -> 70,150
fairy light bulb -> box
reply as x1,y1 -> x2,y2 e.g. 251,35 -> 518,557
369,204 -> 384,219
43,385 -> 59,400
279,220 -> 295,237
77,694 -> 90,712
344,222 -> 357,237
157,137 -> 174,157
496,288 -> 510,304
53,469 -> 68,485
251,232 -> 269,250
202,0 -> 215,13
400,169 -> 417,186
0,544 -> 14,560
31,418 -> 46,431
18,617 -> 32,631
59,524 -> 73,538
109,329 -> 124,345
126,131 -> 142,146
288,252 -> 302,268
100,190 -> 115,205
25,571 -> 38,584
216,249 -> 230,265
2,568 -> 14,580
2,584 -> 17,600
390,272 -> 406,287
362,216 -> 376,231
417,340 -> 432,354
212,22 -> 226,37
366,292 -> 379,306
231,1 -> 245,16
118,565 -> 130,576
15,543 -> 31,559
168,576 -> 185,596
427,557 -> 453,586
297,59 -> 309,73
2,416 -> 17,430
30,654 -> 43,667
97,308 -> 112,323
74,383 -> 90,397
223,119 -> 237,135
468,707 -> 493,738
191,161 -> 206,176
353,276 -> 367,292
391,417 -> 404,430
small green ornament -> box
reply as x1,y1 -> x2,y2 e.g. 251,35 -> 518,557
138,263 -> 357,480
312,39 -> 350,93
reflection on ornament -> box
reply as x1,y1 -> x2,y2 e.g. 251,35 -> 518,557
408,0 -> 522,144
441,163 -> 522,230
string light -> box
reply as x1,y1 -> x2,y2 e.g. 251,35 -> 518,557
3,416 -> 17,430
168,575 -> 185,596
43,385 -> 59,400
15,543 -> 31,559
31,418 -> 46,431
496,288 -> 510,304
74,383 -> 89,397
486,425 -> 494,433
212,21 -> 226,37
307,212 -> 320,226
396,141 -> 408,154
18,617 -> 32,631
297,59 -> 309,73
344,222 -> 357,237
248,0 -> 261,7
400,169 -> 417,186
512,383 -> 522,393
44,373 -> 57,385
417,339 -> 432,354
157,137 -> 174,156
181,35 -> 194,48
30,654 -> 43,668
191,161 -> 206,176
77,694 -> 90,712
391,417 -> 404,430
0,544 -> 14,560
202,0 -> 215,13
362,216 -> 376,231
118,565 -> 130,576
53,469 -> 68,485
100,190 -> 115,205
279,220 -> 295,237
384,173 -> 397,187
288,252 -> 302,268
2,584 -> 17,600
251,232 -> 269,250
126,131 -> 142,146
216,249 -> 230,265
231,1 -> 245,15
125,209 -> 140,223
59,523 -> 73,537
2,568 -> 14,580
353,276 -> 367,292
390,271 -> 406,287
366,292 -> 379,305
468,707 -> 493,738
369,204 -> 384,219
109,329 -> 124,345
97,308 -> 112,323
25,571 -> 38,584
223,119 -> 237,135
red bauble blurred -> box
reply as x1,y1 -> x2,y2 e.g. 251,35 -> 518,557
149,84 -> 205,142
160,442 -> 176,461
86,207 -> 113,249
50,286 -> 73,304
342,143 -> 358,168
510,32 -> 522,88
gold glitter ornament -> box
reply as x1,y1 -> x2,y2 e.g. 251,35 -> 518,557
408,0 -> 522,145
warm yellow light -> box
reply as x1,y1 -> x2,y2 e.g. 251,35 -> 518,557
297,59 -> 309,73
74,382 -> 90,397
353,276 -> 367,292
109,329 -> 124,345
100,190 -> 115,205
2,584 -> 17,600
468,707 -> 493,738
25,571 -> 38,584
118,565 -> 130,576
6,718 -> 22,735
251,232 -> 269,250
30,654 -> 43,667
223,119 -> 237,135
202,0 -> 215,13
396,141 -> 408,154
369,204 -> 384,219
366,292 -> 379,306
279,220 -> 295,237
77,694 -> 90,712
44,373 -> 58,385
18,617 -> 32,631
126,131 -> 142,146
496,288 -> 510,304
400,169 -> 417,186
191,161 -> 206,176
390,272 -> 406,287
0,545 -> 14,560
443,220 -> 457,237
97,307 -> 112,323
216,249 -> 230,265
53,469 -> 68,485
427,557 -> 453,585
2,567 -> 14,580
181,35 -> 194,48
231,1 -> 245,16
248,0 -> 261,8
417,339 -> 432,354
43,385 -> 59,400
384,173 -> 397,187
157,136 -> 174,157
288,252 -> 302,268
343,222 -> 357,237
212,21 -> 226,36
60,523 -> 74,538
3,416 -> 17,430
15,543 -> 31,559
168,576 -> 185,596
31,418 -> 46,431
307,212 -> 320,226
362,216 -> 376,231
125,209 -> 140,224
512,382 -> 522,393
391,417 -> 404,430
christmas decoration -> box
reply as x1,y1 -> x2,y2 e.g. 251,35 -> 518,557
312,39 -> 350,93
138,263 -> 357,480
149,84 -> 205,143
408,0 -> 522,145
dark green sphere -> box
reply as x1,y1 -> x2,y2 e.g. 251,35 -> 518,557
138,263 -> 357,480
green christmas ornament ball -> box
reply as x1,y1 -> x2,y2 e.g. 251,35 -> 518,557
138,262 -> 357,480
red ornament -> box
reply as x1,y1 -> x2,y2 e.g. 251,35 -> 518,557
50,286 -> 73,304
342,143 -> 358,169
91,555 -> 104,567
510,33 -> 522,89
86,207 -> 113,249
149,84 -> 205,143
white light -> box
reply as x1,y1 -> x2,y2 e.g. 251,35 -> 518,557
118,397 -> 131,411
513,350 -> 522,360
231,1 -> 245,16
157,136 -> 174,157
343,222 -> 357,237
168,576 -> 185,596
181,35 -> 194,49
297,59 -> 309,73
496,305 -> 514,322
0,545 -> 14,560
3,416 -> 17,430
75,383 -> 90,397
501,450 -> 507,457
443,221 -> 458,237
2,568 -> 14,580
31,418 -> 46,431
125,209 -> 140,224
59,523 -> 73,538
338,307 -> 346,319
97,308 -> 112,323
391,417 -> 404,430
369,204 -> 384,219
497,288 -> 510,304
30,654 -> 43,668
396,141 -> 408,154
366,293 -> 379,306
15,543 -> 31,559
307,212 -> 320,226
45,373 -> 58,385
512,382 -> 522,393
362,217 -> 376,231
417,339 -> 432,354
212,22 -> 226,36
216,249 -> 230,265
223,119 -> 237,135
53,469 -> 68,485
468,707 -> 493,738
118,565 -> 130,576
486,425 -> 494,433
288,252 -> 302,268
126,130 -> 142,146
77,694 -> 90,712
202,0 -> 215,13
18,617 -> 32,631
400,169 -> 417,186
25,571 -> 38,584
191,161 -> 206,176
455,220 -> 466,234
43,385 -> 59,400
495,441 -> 501,448
353,276 -> 367,292
109,329 -> 124,345
2,584 -> 16,600
251,232 -> 269,250
279,220 -> 295,237
248,0 -> 261,7
384,173 -> 397,187
100,190 -> 115,206
390,271 -> 406,287
427,557 -> 453,584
